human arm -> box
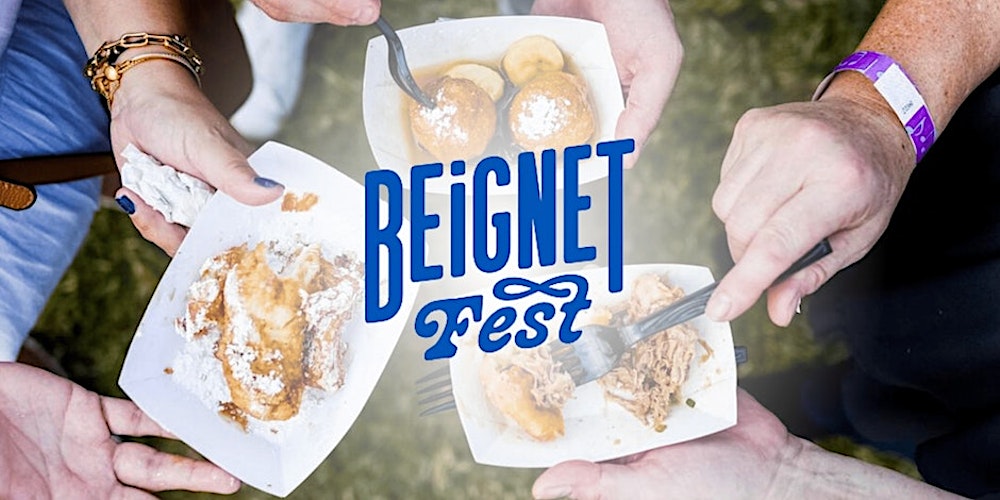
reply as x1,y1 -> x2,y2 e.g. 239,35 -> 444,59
530,0 -> 683,168
706,0 -> 1000,326
61,0 -> 282,255
532,389 -> 961,500
0,363 -> 239,498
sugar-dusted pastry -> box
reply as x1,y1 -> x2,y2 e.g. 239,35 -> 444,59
175,239 -> 363,425
408,76 -> 497,161
501,35 -> 565,87
508,71 -> 595,151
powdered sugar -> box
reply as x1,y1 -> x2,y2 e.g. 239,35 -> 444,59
302,281 -> 357,333
418,88 -> 468,142
221,269 -> 285,400
119,144 -> 213,227
515,94 -> 567,140
171,238 -> 363,442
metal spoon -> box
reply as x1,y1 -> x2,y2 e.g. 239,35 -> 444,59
374,16 -> 435,108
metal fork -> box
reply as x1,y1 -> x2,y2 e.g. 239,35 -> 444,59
553,238 -> 833,386
414,348 -> 752,417
374,16 -> 435,108
415,364 -> 455,416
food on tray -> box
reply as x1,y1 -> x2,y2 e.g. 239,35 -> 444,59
444,63 -> 505,102
478,273 -> 699,439
501,35 -> 565,87
597,274 -> 699,430
479,345 -> 575,441
281,191 -> 318,212
408,76 -> 497,161
405,35 -> 595,162
509,71 -> 595,151
174,239 -> 363,427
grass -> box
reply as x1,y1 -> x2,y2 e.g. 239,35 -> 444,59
29,0 -> 921,498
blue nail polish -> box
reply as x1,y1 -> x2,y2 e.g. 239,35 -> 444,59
116,195 -> 135,215
254,176 -> 283,189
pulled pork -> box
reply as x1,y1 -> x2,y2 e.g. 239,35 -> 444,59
597,274 -> 699,431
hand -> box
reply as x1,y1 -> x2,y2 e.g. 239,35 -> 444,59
0,363 -> 240,498
110,62 -> 285,256
531,0 -> 683,168
533,387 -> 959,499
706,88 -> 915,326
250,0 -> 380,25
533,389 -> 797,499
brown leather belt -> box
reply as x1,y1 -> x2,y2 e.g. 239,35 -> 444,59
0,153 -> 117,210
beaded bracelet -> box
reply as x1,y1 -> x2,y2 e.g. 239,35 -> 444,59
84,32 -> 204,108
813,51 -> 936,163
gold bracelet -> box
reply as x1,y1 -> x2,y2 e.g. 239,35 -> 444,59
84,32 -> 204,107
92,52 -> 202,109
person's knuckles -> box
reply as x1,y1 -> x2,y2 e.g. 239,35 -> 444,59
733,107 -> 768,135
113,443 -> 164,487
252,0 -> 294,21
797,257 -> 837,298
722,220 -> 759,260
752,223 -> 809,271
105,399 -> 151,436
340,0 -> 380,24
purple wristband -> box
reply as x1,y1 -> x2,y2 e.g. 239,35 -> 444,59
813,51 -> 936,163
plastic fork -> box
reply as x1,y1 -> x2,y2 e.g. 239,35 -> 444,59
552,239 -> 833,386
374,16 -> 435,108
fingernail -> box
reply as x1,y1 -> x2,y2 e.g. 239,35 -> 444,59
116,195 -> 135,215
706,292 -> 732,322
534,485 -> 572,500
253,176 -> 283,189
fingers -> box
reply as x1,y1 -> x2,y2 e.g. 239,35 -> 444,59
252,0 -> 380,25
113,442 -> 240,495
115,188 -> 187,257
717,157 -> 804,262
713,110 -> 768,222
706,194 -> 844,324
615,43 -> 682,169
184,131 -> 284,207
101,397 -> 176,440
533,460 -> 647,500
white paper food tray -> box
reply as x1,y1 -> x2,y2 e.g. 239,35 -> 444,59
450,264 -> 737,467
119,142 -> 419,497
363,16 -> 625,195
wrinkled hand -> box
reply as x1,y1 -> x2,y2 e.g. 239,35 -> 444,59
110,63 -> 284,256
0,363 -> 240,499
250,0 -> 380,25
533,390 -> 797,500
706,94 -> 914,326
532,0 -> 683,168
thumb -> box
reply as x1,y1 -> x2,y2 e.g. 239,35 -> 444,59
187,133 -> 284,207
615,57 -> 680,169
533,460 -> 647,500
